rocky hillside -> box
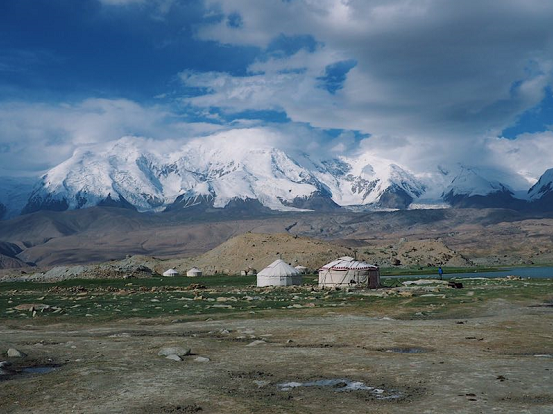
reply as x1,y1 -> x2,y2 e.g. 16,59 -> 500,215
161,233 -> 356,276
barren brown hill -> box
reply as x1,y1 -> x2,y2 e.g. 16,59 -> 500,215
159,233 -> 356,275
2,206 -> 553,270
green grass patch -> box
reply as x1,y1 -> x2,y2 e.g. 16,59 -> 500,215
1,274 -> 551,323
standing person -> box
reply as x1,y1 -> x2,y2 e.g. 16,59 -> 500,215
438,266 -> 444,280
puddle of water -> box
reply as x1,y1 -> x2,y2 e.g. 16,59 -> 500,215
22,366 -> 58,374
277,378 -> 402,400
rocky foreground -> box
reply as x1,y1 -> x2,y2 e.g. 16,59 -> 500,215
0,276 -> 552,413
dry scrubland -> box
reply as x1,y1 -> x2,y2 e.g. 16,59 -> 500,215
0,274 -> 552,413
0,233 -> 478,282
2,208 -> 553,271
1,208 -> 553,413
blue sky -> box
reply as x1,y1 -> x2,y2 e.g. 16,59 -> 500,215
1,0 -> 553,184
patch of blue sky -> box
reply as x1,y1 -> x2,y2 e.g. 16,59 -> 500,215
0,0 -> 258,102
224,109 -> 290,124
266,34 -> 320,56
317,60 -> 357,94
323,128 -> 370,140
502,87 -> 553,138
227,12 -> 243,28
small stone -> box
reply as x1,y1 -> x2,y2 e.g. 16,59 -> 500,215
194,357 -> 210,362
246,340 -> 266,347
7,348 -> 26,358
286,339 -> 294,344
158,347 -> 191,357
165,354 -> 182,362
0,361 -> 12,368
14,303 -> 50,312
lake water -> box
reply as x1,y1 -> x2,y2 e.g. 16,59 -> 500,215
385,267 -> 553,280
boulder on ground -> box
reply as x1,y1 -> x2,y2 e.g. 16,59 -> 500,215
7,348 -> 26,358
158,347 -> 191,357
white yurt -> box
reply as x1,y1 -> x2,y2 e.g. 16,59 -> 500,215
257,259 -> 302,287
186,267 -> 202,277
319,256 -> 380,288
294,265 -> 309,274
162,268 -> 179,277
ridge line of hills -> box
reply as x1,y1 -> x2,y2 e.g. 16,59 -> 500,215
1,136 -> 553,220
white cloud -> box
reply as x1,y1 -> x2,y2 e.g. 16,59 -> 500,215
194,0 -> 553,136
488,131 -> 553,182
0,98 -> 223,176
184,0 -> 553,184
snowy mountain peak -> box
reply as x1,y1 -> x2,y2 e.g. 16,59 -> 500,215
528,168 -> 553,200
442,166 -> 512,198
18,133 -> 427,215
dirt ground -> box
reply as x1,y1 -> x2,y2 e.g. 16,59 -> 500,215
1,294 -> 552,414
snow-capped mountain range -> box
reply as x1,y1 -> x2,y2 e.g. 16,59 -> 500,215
1,131 -> 552,220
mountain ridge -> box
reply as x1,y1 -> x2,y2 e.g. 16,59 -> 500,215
1,132 -> 553,218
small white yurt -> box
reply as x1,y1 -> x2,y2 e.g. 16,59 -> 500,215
186,267 -> 202,277
257,259 -> 302,287
319,256 -> 380,289
162,268 -> 179,277
294,265 -> 308,274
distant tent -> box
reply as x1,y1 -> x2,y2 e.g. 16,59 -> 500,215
319,256 -> 380,289
162,268 -> 179,277
187,267 -> 202,277
294,265 -> 309,274
257,259 -> 302,287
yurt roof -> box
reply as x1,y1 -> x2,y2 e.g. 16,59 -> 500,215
295,265 -> 307,269
188,267 -> 201,272
258,259 -> 300,277
164,268 -> 178,274
320,256 -> 378,271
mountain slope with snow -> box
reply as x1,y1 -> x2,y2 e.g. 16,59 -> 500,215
441,166 -> 528,209
4,131 -> 553,219
19,131 -> 427,216
0,177 -> 36,219
527,168 -> 553,210
528,168 -> 553,200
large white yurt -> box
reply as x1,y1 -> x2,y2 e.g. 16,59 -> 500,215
186,267 -> 202,277
319,256 -> 380,288
162,268 -> 179,277
257,259 -> 302,287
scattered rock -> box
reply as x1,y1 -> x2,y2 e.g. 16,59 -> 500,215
7,348 -> 26,358
194,357 -> 210,363
158,347 -> 191,357
165,354 -> 183,362
246,340 -> 266,347
14,303 -> 50,312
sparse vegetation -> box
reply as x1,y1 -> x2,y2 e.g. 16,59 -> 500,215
1,274 -> 551,323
